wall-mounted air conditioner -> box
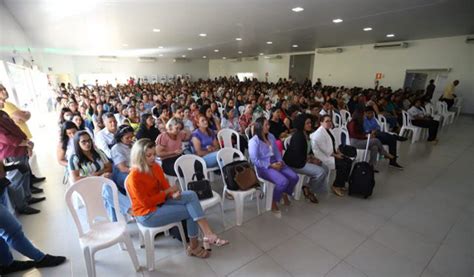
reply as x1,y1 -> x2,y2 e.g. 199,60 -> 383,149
373,42 -> 408,49
466,36 -> 474,44
173,58 -> 190,63
316,48 -> 343,54
265,55 -> 282,60
138,57 -> 157,63
98,55 -> 118,62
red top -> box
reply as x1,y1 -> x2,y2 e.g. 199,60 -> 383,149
347,120 -> 367,140
0,111 -> 27,159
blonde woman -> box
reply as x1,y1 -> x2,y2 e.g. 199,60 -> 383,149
125,139 -> 229,258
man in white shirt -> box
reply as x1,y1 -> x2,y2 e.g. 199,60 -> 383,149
95,112 -> 118,158
407,99 -> 439,143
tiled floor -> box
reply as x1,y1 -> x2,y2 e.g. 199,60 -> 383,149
10,115 -> 474,277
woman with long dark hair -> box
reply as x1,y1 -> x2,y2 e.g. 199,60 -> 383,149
135,113 -> 160,141
56,121 -> 78,166
191,114 -> 220,168
248,117 -> 299,217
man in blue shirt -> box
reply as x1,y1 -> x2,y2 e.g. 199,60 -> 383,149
363,107 -> 405,169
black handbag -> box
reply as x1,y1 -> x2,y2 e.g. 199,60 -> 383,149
187,171 -> 213,200
339,144 -> 357,158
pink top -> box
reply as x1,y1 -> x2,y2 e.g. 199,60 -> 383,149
156,131 -> 187,153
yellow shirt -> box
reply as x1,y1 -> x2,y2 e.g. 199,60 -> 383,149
2,101 -> 33,139
443,83 -> 456,100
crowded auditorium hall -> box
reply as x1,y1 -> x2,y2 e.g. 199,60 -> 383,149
0,0 -> 473,276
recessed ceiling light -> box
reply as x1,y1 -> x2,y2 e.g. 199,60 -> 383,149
214,49 -> 219,52
266,41 -> 273,44
292,44 -> 298,48
182,55 -> 186,58
158,46 -> 164,49
259,53 -> 264,56
235,37 -> 242,41
122,43 -> 128,47
222,57 -> 226,60
292,7 -> 304,12
386,33 -> 395,37
158,54 -> 163,57
152,28 -> 160,32
332,18 -> 343,23
187,48 -> 193,51
363,27 -> 373,31
199,33 -> 207,37
238,51 -> 243,54
202,56 -> 207,59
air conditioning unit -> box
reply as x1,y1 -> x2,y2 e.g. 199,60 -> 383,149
466,36 -> 474,44
173,58 -> 190,63
229,58 -> 242,62
373,42 -> 408,49
138,57 -> 157,63
266,55 -> 282,60
98,55 -> 118,62
244,57 -> 258,61
316,48 -> 343,54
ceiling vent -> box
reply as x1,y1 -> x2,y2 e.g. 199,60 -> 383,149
138,57 -> 157,63
466,36 -> 474,44
373,42 -> 408,49
173,58 -> 189,63
316,48 -> 343,54
98,55 -> 118,62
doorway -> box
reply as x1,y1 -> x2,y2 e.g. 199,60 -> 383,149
289,54 -> 314,84
403,69 -> 450,99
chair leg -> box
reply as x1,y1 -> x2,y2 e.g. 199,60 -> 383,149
293,175 -> 305,200
264,182 -> 274,211
83,247 -> 95,277
256,191 -> 260,215
122,234 -> 140,271
177,223 -> 187,250
233,194 -> 244,226
144,230 -> 155,271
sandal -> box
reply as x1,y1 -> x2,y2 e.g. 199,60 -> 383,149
302,186 -> 318,204
187,246 -> 210,259
203,234 -> 230,249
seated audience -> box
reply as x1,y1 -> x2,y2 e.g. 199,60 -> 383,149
126,139 -> 229,258
156,118 -> 191,176
191,115 -> 220,168
57,121 -> 78,167
283,114 -> 328,203
249,117 -> 298,216
268,107 -> 290,153
94,112 -> 118,159
220,106 -> 248,153
135,113 -> 160,141
125,106 -> 140,131
407,99 -> 440,143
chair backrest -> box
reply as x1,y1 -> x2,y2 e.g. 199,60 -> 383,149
425,103 -> 434,116
174,154 -> 208,191
216,148 -> 245,188
332,113 -> 342,128
244,126 -> 253,141
283,135 -> 292,150
216,101 -> 223,108
437,101 -> 447,113
332,127 -> 349,146
238,106 -> 245,115
217,128 -> 240,150
65,176 -> 123,236
340,109 -> 351,125
401,111 -> 411,127
376,115 -> 388,132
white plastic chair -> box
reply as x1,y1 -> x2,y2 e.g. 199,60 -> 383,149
332,112 -> 342,128
124,176 -> 186,271
282,136 -> 306,200
424,103 -> 443,124
253,166 -> 275,211
377,114 -> 389,132
217,128 -> 240,151
452,97 -> 463,119
437,101 -> 455,126
174,155 -> 224,223
216,148 -> 260,225
238,105 -> 245,116
244,126 -> 253,141
340,109 -> 352,127
65,177 -> 140,277
399,111 -> 423,144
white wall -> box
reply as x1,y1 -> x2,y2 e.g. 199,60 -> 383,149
0,3 -> 33,63
210,55 -> 290,83
312,36 -> 474,113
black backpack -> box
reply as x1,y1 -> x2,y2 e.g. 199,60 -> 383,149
348,134 -> 375,198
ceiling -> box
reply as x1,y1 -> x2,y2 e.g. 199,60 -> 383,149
3,0 -> 474,59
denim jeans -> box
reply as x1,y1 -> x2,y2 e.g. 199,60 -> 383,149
102,185 -> 131,222
292,162 -> 329,194
0,203 -> 45,266
5,156 -> 31,211
136,191 -> 205,238
202,152 -> 218,168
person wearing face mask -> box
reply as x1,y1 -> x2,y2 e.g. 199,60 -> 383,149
94,112 -> 118,159
155,118 -> 191,176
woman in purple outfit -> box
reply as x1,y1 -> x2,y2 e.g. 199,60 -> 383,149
248,117 -> 298,217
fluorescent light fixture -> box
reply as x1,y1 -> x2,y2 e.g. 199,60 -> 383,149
292,7 -> 304,12
266,41 -> 273,44
386,33 -> 395,37
199,33 -> 207,37
363,27 -> 372,31
158,46 -> 164,49
235,37 -> 242,41
214,49 -> 219,52
332,18 -> 343,23
187,48 -> 193,50
152,28 -> 160,32
222,57 -> 226,60
238,51 -> 243,54
259,53 -> 264,55
122,43 -> 128,47
182,55 -> 186,58
292,44 -> 298,48
202,56 -> 207,59
158,54 -> 163,57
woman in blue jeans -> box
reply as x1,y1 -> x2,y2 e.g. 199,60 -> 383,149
0,168 -> 66,274
249,117 -> 299,217
191,114 -> 220,168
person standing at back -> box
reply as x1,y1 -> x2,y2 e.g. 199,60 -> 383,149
441,80 -> 459,109
424,79 -> 436,102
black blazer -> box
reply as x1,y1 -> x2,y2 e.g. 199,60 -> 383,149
283,130 -> 307,169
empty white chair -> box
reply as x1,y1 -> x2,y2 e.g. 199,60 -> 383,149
437,101 -> 455,126
452,97 -> 463,119
216,148 -> 260,225
123,177 -> 186,271
174,154 -> 224,223
65,177 -> 140,277
399,111 -> 423,143
217,128 -> 240,150
377,114 -> 389,132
